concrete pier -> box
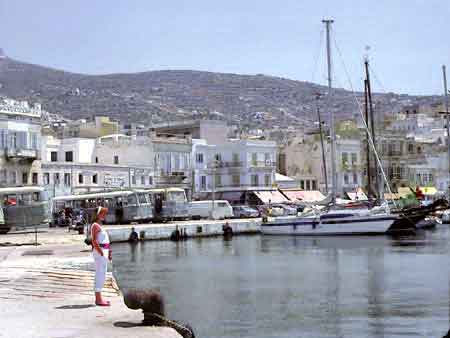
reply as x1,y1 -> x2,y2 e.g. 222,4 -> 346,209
105,218 -> 261,243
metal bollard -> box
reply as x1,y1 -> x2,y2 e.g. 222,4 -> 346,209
123,289 -> 195,338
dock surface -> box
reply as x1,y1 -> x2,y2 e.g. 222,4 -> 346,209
0,240 -> 182,338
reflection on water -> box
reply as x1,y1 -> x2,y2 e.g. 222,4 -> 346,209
112,228 -> 450,338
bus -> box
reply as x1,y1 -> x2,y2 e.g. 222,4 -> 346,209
52,190 -> 153,225
0,186 -> 50,234
143,187 -> 189,221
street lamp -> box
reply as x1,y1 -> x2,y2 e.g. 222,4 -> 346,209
210,159 -> 220,219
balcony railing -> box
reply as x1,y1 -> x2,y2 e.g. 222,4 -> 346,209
207,161 -> 243,169
249,160 -> 276,168
5,148 -> 39,160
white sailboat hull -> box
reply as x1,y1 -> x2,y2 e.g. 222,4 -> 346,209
261,214 -> 397,236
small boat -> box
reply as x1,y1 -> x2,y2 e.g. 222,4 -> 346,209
415,216 -> 441,230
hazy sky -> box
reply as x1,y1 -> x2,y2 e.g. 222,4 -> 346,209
1,0 -> 449,95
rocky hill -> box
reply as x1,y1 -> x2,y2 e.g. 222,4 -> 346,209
0,56 -> 442,129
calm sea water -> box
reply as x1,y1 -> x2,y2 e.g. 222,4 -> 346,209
112,228 -> 450,338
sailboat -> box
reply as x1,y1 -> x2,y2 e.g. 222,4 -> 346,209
261,19 -> 398,236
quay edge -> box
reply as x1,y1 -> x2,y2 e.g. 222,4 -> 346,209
104,218 -> 261,243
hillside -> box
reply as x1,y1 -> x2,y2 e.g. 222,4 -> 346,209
0,56 -> 442,128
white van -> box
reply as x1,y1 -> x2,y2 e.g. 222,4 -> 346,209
189,200 -> 233,220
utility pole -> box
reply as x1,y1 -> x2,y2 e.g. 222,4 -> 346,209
364,79 -> 372,197
443,65 -> 450,199
365,59 -> 379,199
316,93 -> 328,193
322,19 -> 336,202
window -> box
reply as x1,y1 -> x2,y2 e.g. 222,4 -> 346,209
306,180 -> 311,190
232,153 -> 240,164
341,152 -> 348,167
312,180 -> 317,190
127,194 -> 137,205
78,174 -> 83,184
22,172 -> 28,185
264,174 -> 271,186
148,176 -> 153,185
214,174 -> 222,187
32,173 -> 38,185
92,174 -> 98,184
264,153 -> 270,165
251,174 -> 259,186
251,153 -> 258,166
232,175 -> 240,186
64,173 -> 71,186
200,176 -> 207,189
54,173 -> 60,185
65,151 -> 73,162
51,151 -> 58,162
43,173 -> 50,185
10,171 -> 16,185
114,155 -> 119,164
344,174 -> 349,185
214,153 -> 222,162
141,176 -> 145,185
351,153 -> 357,165
353,172 -> 358,184
196,153 -> 204,164
95,157 -> 99,163
0,169 -> 6,184
132,175 -> 136,185
408,144 -> 414,154
300,180 -> 305,190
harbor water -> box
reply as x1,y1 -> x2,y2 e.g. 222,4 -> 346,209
112,228 -> 450,338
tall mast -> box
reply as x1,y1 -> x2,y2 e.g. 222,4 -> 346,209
323,19 -> 336,203
443,65 -> 450,199
364,79 -> 372,197
365,59 -> 379,198
316,93 -> 328,193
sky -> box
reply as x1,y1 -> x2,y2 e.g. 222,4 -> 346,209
0,0 -> 449,95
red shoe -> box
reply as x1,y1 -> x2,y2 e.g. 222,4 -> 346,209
95,300 -> 111,307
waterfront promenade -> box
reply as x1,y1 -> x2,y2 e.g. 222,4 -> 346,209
0,229 -> 183,338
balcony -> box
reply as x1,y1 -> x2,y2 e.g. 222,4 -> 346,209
249,160 -> 276,170
207,161 -> 243,169
5,148 -> 39,160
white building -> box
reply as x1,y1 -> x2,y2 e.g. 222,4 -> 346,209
192,138 -> 277,202
39,132 -> 192,197
0,98 -> 42,186
333,138 -> 363,196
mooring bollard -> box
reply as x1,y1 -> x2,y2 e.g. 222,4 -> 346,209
123,288 -> 195,338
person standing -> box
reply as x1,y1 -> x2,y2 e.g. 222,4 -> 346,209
91,207 -> 112,306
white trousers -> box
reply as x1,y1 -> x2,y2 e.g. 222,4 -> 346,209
93,249 -> 108,292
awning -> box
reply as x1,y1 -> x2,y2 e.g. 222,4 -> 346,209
253,191 -> 289,204
282,190 -> 326,202
346,191 -> 368,201
420,186 -> 437,196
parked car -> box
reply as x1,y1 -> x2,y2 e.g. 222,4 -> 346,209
189,200 -> 233,220
232,206 -> 260,218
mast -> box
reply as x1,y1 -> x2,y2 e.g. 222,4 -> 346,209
323,19 -> 336,203
443,65 -> 450,199
365,59 -> 379,199
316,93 -> 328,193
364,79 -> 372,197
